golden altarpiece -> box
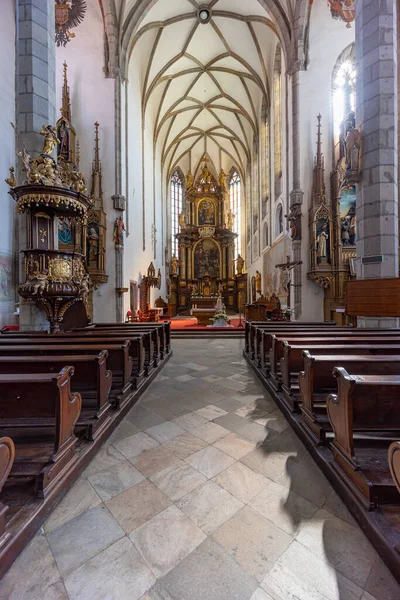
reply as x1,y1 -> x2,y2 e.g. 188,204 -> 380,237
169,159 -> 247,316
5,62 -> 107,331
307,113 -> 359,324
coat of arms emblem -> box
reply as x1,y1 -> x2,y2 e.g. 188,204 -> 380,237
55,0 -> 87,47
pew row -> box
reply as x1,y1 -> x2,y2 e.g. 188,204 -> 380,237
327,368 -> 400,509
0,437 -> 15,546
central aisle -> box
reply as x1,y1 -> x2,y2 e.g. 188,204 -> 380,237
2,339 -> 399,600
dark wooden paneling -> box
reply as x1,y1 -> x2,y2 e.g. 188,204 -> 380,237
346,278 -> 400,317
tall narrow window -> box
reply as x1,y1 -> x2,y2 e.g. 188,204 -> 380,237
274,44 -> 282,199
170,170 -> 183,257
261,98 -> 270,220
333,49 -> 356,136
252,137 -> 259,232
229,170 -> 241,258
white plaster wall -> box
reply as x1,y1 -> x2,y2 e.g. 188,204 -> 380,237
56,0 -> 116,322
298,1 -> 354,321
0,0 -> 17,327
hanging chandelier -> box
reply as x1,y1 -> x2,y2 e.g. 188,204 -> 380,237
327,0 -> 355,28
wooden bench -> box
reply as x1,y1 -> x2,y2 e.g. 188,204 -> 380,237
268,333 -> 400,388
91,322 -> 171,356
0,368 -> 82,498
0,352 -> 112,441
0,437 -> 15,545
299,353 -> 400,444
327,368 -> 400,509
281,342 -> 400,412
0,343 -> 133,408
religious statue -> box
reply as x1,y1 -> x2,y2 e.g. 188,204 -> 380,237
217,282 -> 224,297
186,170 -> 194,189
226,209 -> 235,231
219,170 -> 227,190
345,112 -> 361,183
40,125 -> 60,156
349,207 -> 356,245
113,217 -> 125,246
191,283 -> 198,297
317,223 -> 329,259
255,270 -> 262,295
5,167 -> 16,188
202,163 -> 212,185
31,270 -> 48,295
341,217 -> 351,246
281,269 -> 291,295
178,212 -> 186,231
78,273 -> 91,300
286,204 -> 302,241
18,147 -> 31,182
170,255 -> 179,276
235,254 -> 245,276
87,226 -> 99,263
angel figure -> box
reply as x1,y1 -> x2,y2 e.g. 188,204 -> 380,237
18,147 -> 31,181
186,171 -> 194,189
40,125 -> 60,156
226,209 -> 236,231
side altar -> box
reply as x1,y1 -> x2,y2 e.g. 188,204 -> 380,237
169,158 -> 247,314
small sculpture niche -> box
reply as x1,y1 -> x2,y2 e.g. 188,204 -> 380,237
316,218 -> 330,264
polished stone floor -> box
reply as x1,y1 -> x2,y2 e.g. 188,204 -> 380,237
2,338 -> 400,600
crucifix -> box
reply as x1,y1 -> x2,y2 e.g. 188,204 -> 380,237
275,255 -> 303,308
151,223 -> 157,259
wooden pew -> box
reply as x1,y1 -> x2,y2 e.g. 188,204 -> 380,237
327,368 -> 400,509
0,437 -> 15,545
389,441 -> 400,496
0,343 -> 133,407
0,353 -> 112,441
0,368 -> 82,498
299,353 -> 400,444
281,342 -> 400,412
268,333 -> 400,388
91,321 -> 171,355
244,320 -> 337,355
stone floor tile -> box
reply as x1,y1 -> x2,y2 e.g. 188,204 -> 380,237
195,404 -> 228,420
141,583 -> 174,599
213,413 -> 270,443
64,537 -> 155,600
295,509 -> 376,588
160,537 -> 258,600
106,419 -> 141,444
47,505 -> 124,576
172,412 -> 208,431
191,422 -> 230,443
261,427 -> 308,458
163,433 -> 208,459
323,490 -> 357,526
186,446 -> 236,478
235,403 -> 273,420
88,460 -> 145,501
258,409 -> 289,433
82,444 -> 126,477
275,454 -> 333,507
146,421 -> 186,443
40,582 -> 69,600
126,405 -> 166,430
249,478 -> 318,535
262,540 -> 364,600
213,432 -> 256,459
44,477 -> 102,534
241,447 -> 288,481
214,397 -> 244,413
364,556 -> 400,599
175,374 -> 196,382
213,506 -> 292,583
177,480 -> 243,534
182,363 -> 209,371
132,445 -> 183,477
150,462 -> 206,501
113,431 -> 159,459
0,533 -> 63,600
105,480 -> 171,534
214,462 -> 267,504
131,505 -> 206,578
250,589 -> 274,600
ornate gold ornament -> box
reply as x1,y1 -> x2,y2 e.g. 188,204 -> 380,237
5,167 -> 16,188
15,191 -> 89,215
198,226 -> 215,238
55,0 -> 87,47
39,229 -> 48,243
48,258 -> 73,282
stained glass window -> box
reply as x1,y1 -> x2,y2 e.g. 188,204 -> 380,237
229,170 -> 241,257
170,170 -> 183,257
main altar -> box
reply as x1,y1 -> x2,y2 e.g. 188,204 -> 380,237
169,158 -> 247,317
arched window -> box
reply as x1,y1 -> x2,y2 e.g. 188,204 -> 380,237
229,170 -> 241,257
263,221 -> 269,249
333,44 -> 356,136
276,204 -> 283,237
261,98 -> 270,220
274,44 -> 282,199
252,136 -> 259,231
170,169 -> 183,257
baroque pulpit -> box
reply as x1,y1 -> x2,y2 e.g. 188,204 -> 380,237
170,158 -> 247,314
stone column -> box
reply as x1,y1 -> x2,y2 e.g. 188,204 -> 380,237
115,245 -> 124,322
355,0 -> 399,327
17,0 -> 56,330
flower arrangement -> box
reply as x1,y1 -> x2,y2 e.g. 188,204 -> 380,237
210,311 -> 230,324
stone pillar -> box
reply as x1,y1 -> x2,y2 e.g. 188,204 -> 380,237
17,0 -> 56,330
115,245 -> 124,322
355,0 -> 399,327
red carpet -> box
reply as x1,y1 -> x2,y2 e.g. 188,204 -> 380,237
169,317 -> 243,330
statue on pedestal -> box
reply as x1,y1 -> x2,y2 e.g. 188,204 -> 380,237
255,270 -> 262,295
226,209 -> 235,231
179,212 -> 186,231
236,254 -> 245,276
170,255 -> 179,276
113,217 -> 125,246
186,171 -> 194,189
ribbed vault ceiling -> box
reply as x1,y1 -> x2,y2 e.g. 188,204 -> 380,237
127,0 -> 290,179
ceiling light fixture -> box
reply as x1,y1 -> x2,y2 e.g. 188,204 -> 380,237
198,6 -> 211,24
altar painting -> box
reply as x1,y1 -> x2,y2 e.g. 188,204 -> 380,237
339,184 -> 356,246
263,237 -> 288,299
194,238 -> 220,279
198,199 -> 216,225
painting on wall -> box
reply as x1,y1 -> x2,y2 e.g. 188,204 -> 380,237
340,184 -> 356,246
58,216 -> 73,246
0,254 -> 13,301
198,199 -> 216,225
262,237 -> 289,300
194,238 -> 220,279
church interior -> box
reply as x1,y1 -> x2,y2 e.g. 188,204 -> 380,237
1,0 -> 400,598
